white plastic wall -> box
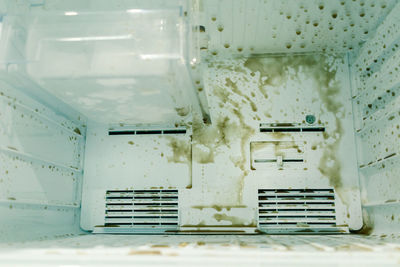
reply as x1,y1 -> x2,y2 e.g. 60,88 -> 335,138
351,2 -> 400,235
0,0 -> 399,265
0,78 -> 86,242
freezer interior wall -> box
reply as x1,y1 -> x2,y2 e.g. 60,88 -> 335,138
0,0 -> 399,259
350,2 -> 400,235
0,72 -> 86,242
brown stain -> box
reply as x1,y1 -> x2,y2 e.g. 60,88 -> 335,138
175,107 -> 189,117
166,138 -> 191,164
197,241 -> 206,246
357,210 -> 374,235
178,242 -> 188,247
128,250 -> 161,256
225,78 -> 257,112
213,213 -> 255,226
190,55 -> 344,210
270,131 -> 289,139
73,128 -> 81,135
128,141 -> 134,145
151,244 -> 170,248
239,242 -> 257,248
191,102 -> 252,178
244,55 -> 344,189
180,224 -> 254,228
192,116 -> 225,164
230,108 -> 255,202
166,137 -> 192,187
167,229 -> 245,233
335,244 -> 373,252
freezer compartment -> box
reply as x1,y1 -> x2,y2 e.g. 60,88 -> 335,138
81,52 -> 362,234
0,0 -> 400,265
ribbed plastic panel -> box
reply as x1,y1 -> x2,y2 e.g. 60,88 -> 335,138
94,190 -> 178,234
258,189 -> 348,234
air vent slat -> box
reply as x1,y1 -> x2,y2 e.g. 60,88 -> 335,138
102,190 -> 179,232
259,199 -> 335,204
258,188 -> 340,233
108,129 -> 186,136
259,123 -> 326,133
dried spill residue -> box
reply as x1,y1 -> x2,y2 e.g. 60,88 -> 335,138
244,55 -> 344,189
73,127 -> 81,135
175,107 -> 190,117
213,213 -> 256,226
166,137 -> 191,164
225,78 -> 257,112
128,250 -> 162,256
168,54 -> 345,207
166,137 -> 192,188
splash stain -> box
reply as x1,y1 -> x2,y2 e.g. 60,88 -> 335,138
213,213 -> 255,226
175,107 -> 189,117
225,78 -> 258,112
244,55 -> 344,190
73,128 -> 81,135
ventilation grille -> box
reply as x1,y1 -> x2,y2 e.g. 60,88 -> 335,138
103,190 -> 178,232
258,189 -> 346,233
260,123 -> 325,133
109,128 -> 186,135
